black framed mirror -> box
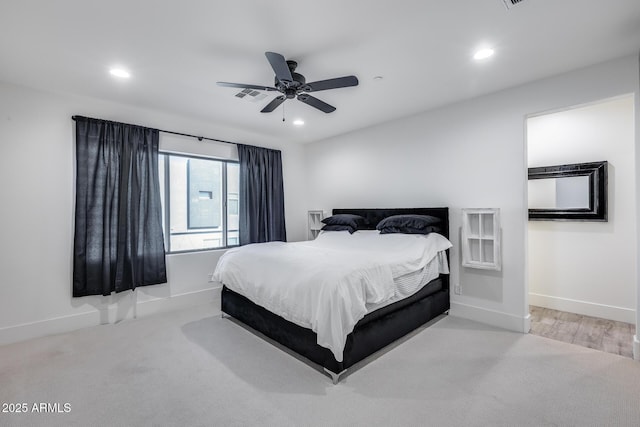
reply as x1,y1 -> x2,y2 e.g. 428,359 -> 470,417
528,161 -> 607,221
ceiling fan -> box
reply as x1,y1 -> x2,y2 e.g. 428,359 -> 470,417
217,52 -> 358,114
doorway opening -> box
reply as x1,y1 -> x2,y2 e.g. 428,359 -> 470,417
525,95 -> 636,357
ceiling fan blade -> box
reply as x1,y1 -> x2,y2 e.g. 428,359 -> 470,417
217,81 -> 278,91
303,76 -> 358,92
265,52 -> 293,84
261,95 -> 286,113
297,94 -> 336,113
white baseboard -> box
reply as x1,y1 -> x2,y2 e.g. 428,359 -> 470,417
529,292 -> 635,324
0,287 -> 221,347
634,335 -> 640,361
449,301 -> 530,333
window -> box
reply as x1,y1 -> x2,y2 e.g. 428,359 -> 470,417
158,153 -> 239,252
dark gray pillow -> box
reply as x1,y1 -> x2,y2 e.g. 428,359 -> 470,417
376,214 -> 442,235
379,225 -> 441,235
321,224 -> 356,234
321,214 -> 368,230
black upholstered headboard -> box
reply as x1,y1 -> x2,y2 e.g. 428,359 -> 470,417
331,207 -> 449,240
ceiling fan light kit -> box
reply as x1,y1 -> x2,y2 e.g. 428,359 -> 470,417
217,51 -> 358,114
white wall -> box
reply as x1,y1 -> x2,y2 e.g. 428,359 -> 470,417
304,55 -> 640,333
634,54 -> 640,360
0,81 -> 307,345
527,96 -> 636,323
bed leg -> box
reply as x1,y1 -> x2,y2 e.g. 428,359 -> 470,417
324,368 -> 345,385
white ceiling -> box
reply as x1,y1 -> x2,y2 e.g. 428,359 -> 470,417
1,0 -> 639,144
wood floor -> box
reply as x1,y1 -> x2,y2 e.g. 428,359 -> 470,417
529,306 -> 636,358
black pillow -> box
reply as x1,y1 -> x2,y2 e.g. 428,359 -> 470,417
379,225 -> 441,235
321,224 -> 356,234
321,214 -> 369,229
376,214 -> 442,235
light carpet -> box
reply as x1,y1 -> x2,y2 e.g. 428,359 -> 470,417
1,302 -> 639,427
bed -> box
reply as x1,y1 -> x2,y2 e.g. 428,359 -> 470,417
216,208 -> 450,383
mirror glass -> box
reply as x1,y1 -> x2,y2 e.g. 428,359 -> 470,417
528,176 -> 590,209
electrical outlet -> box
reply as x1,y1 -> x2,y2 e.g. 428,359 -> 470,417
454,284 -> 461,295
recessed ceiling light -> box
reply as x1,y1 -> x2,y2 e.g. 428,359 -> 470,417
109,68 -> 131,79
373,76 -> 384,80
293,119 -> 305,126
473,48 -> 495,61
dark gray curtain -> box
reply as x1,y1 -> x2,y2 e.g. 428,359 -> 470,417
73,117 -> 167,297
237,144 -> 287,245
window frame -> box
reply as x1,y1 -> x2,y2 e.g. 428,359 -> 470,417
461,208 -> 501,271
159,151 -> 240,254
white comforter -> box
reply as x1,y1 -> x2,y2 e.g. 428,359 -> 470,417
213,230 -> 452,362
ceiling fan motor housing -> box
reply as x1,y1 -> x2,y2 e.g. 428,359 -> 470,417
275,72 -> 306,94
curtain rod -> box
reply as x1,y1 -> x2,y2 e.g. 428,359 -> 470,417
71,115 -> 237,146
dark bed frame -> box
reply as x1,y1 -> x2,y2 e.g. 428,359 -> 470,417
221,208 -> 450,383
